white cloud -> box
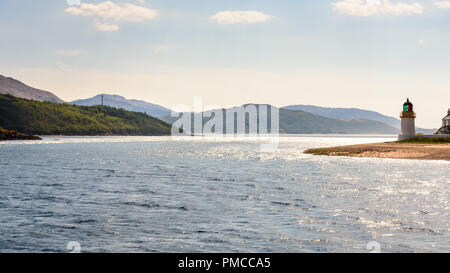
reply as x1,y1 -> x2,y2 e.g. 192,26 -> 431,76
65,1 -> 157,22
435,1 -> 450,9
95,21 -> 119,32
211,11 -> 274,25
55,50 -> 86,56
66,0 -> 81,6
57,64 -> 77,72
332,0 -> 424,16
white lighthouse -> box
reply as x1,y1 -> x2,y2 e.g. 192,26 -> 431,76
398,98 -> 416,141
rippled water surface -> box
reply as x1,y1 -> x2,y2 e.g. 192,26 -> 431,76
0,135 -> 448,252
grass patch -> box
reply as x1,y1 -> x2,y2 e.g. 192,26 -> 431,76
398,137 -> 450,144
304,148 -> 330,155
304,148 -> 361,156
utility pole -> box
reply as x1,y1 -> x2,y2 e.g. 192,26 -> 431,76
101,94 -> 104,106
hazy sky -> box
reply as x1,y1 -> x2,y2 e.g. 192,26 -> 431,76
1,0 -> 449,128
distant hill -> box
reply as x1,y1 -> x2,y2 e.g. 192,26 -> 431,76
0,93 -> 171,136
0,75 -> 64,103
161,104 -> 399,134
283,105 -> 399,127
71,94 -> 171,118
283,104 -> 435,134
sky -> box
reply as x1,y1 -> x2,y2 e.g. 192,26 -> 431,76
0,0 -> 449,128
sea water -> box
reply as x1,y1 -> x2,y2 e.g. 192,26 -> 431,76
0,135 -> 448,252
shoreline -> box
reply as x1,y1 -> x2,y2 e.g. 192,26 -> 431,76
304,139 -> 450,161
0,133 -> 172,141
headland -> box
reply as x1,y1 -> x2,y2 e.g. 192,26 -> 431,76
304,137 -> 450,161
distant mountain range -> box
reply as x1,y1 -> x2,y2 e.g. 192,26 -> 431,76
283,105 -> 400,128
0,74 -> 436,135
283,104 -> 436,134
0,75 -> 63,103
160,104 -> 399,134
70,94 -> 171,118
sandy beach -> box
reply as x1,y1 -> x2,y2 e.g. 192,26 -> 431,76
305,141 -> 450,161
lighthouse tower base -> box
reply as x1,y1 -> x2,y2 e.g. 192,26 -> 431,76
398,117 -> 416,141
398,134 -> 416,141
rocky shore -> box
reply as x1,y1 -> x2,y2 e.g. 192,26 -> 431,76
0,129 -> 41,141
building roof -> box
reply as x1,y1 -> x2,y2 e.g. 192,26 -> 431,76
403,98 -> 413,107
444,110 -> 450,120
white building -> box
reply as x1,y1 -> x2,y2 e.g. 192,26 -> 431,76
437,109 -> 450,135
